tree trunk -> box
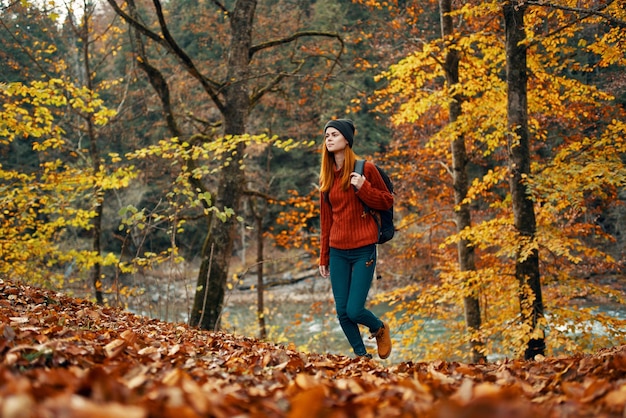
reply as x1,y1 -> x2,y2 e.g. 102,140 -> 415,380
439,0 -> 485,363
503,1 -> 546,360
254,203 -> 267,340
79,7 -> 104,305
189,0 -> 256,331
107,0 -> 340,331
122,0 -> 252,331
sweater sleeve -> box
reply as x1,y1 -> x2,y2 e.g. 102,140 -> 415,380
355,162 -> 393,211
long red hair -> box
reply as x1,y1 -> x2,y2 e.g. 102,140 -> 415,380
319,143 -> 359,193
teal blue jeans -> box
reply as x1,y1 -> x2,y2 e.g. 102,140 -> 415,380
329,244 -> 383,356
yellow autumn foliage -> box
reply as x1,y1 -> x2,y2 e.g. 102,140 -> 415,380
0,80 -> 134,290
370,0 -> 626,361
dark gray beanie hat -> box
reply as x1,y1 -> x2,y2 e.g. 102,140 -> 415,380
324,119 -> 355,148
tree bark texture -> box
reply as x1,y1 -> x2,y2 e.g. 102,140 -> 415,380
255,203 -> 267,340
189,0 -> 256,331
503,1 -> 546,360
127,0 -> 180,136
439,0 -> 485,363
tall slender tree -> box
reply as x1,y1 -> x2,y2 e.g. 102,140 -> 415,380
503,0 -> 545,359
439,0 -> 485,363
64,1 -> 106,303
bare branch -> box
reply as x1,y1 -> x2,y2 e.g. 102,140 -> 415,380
150,0 -> 224,98
105,0 -> 225,112
243,189 -> 277,202
105,0 -> 166,45
210,0 -> 228,14
249,30 -> 343,58
249,59 -> 305,107
245,30 -> 344,105
526,0 -> 626,28
0,0 -> 21,13
127,0 -> 180,136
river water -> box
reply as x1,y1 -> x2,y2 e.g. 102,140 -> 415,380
219,278 -> 626,363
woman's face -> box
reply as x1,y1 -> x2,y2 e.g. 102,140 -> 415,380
325,127 -> 349,153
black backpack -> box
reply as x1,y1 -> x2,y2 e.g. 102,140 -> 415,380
354,160 -> 395,244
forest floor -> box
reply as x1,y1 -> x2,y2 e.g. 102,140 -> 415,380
1,279 -> 626,417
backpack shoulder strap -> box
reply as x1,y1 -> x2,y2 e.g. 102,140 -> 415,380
354,159 -> 365,175
353,159 -> 369,208
353,160 -> 366,194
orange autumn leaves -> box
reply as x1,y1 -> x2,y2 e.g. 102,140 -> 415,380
1,279 -> 626,418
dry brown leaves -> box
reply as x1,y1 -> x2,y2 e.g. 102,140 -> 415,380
0,279 -> 625,418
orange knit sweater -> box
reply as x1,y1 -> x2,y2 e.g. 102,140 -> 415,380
319,161 -> 394,266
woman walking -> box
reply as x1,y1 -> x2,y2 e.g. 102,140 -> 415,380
318,119 -> 393,359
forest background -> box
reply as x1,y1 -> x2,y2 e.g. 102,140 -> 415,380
1,0 -> 625,364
